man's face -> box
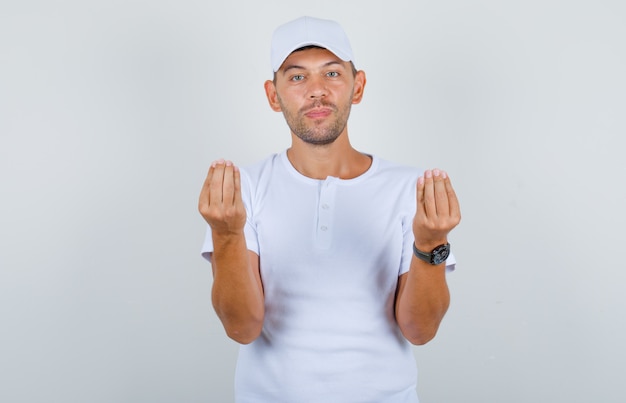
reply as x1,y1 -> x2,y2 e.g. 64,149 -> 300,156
266,47 -> 365,146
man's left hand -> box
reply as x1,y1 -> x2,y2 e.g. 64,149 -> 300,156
413,168 -> 461,251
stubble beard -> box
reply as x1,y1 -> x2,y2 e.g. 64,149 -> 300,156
278,96 -> 353,146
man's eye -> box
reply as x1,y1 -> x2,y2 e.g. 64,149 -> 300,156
291,75 -> 305,81
326,71 -> 339,78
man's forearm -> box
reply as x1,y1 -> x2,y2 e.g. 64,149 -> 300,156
211,231 -> 264,344
395,257 -> 450,345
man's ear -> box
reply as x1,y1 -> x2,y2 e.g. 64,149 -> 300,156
264,80 -> 282,112
351,70 -> 367,105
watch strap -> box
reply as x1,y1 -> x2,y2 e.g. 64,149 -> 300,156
412,242 -> 450,265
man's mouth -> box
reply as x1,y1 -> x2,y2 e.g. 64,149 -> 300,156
304,107 -> 333,119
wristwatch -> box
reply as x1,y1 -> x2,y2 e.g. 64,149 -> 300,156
412,242 -> 450,265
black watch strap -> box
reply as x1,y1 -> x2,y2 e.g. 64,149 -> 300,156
412,242 -> 450,265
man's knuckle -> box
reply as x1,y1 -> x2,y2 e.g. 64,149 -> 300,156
199,203 -> 213,216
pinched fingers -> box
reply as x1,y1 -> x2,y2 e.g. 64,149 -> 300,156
422,169 -> 451,218
198,159 -> 246,233
202,160 -> 242,205
414,168 -> 461,245
419,169 -> 456,218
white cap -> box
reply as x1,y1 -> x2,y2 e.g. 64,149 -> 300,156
270,16 -> 354,73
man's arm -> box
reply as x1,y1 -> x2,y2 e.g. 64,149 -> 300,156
395,169 -> 461,345
198,160 -> 264,344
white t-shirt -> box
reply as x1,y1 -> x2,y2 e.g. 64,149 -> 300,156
202,150 -> 455,403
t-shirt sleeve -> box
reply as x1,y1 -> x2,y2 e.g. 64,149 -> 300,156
200,168 -> 259,263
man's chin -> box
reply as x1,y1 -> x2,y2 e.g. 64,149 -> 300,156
297,132 -> 340,146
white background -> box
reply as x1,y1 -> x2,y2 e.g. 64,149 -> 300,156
1,1 -> 625,402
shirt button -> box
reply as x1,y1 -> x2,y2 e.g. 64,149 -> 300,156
320,225 -> 328,231
322,204 -> 330,209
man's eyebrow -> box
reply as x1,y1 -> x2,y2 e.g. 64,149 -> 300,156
280,60 -> 345,75
281,64 -> 305,75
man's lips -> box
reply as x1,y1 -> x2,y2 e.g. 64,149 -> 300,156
304,107 -> 333,119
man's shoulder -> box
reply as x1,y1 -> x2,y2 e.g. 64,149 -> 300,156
240,152 -> 284,178
372,155 -> 422,180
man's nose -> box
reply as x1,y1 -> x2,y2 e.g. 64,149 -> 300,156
307,76 -> 327,98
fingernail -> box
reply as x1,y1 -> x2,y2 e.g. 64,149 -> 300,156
225,160 -> 233,167
442,171 -> 448,179
418,176 -> 424,185
433,169 -> 440,177
425,170 -> 432,179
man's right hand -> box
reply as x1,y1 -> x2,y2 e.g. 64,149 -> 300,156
198,159 -> 246,235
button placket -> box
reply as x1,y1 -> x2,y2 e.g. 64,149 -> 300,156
316,177 -> 337,249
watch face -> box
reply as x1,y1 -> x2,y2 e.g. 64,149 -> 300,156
431,244 -> 450,265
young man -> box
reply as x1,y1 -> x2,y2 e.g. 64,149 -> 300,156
199,16 -> 461,403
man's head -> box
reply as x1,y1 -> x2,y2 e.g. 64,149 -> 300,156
270,16 -> 354,74
264,16 -> 366,147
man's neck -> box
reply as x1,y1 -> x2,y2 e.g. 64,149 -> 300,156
286,133 -> 372,180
